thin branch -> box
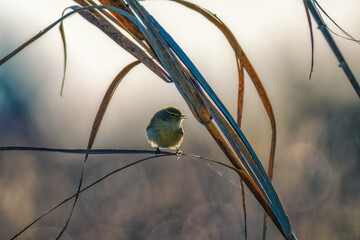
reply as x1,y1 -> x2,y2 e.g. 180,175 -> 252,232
0,146 -> 170,155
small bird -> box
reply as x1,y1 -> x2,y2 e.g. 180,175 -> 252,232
146,107 -> 187,155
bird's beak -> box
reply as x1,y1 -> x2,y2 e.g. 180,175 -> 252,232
180,115 -> 187,119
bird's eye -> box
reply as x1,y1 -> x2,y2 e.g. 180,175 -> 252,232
167,111 -> 178,116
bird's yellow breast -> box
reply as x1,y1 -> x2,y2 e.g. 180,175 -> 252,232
146,119 -> 184,149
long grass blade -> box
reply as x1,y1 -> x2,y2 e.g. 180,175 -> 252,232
59,8 -> 71,96
304,0 -> 360,98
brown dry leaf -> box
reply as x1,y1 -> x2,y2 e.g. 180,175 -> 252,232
87,60 -> 141,149
98,0 -> 145,40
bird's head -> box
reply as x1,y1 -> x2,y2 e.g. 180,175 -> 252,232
158,107 -> 187,122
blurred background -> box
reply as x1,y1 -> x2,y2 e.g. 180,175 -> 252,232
0,0 -> 359,239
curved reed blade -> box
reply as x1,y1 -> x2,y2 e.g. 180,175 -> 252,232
237,65 -> 245,124
303,0 -> 315,79
87,60 -> 141,149
238,47 -> 278,240
59,8 -> 72,96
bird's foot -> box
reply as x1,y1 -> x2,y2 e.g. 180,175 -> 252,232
175,148 -> 182,157
155,147 -> 161,155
